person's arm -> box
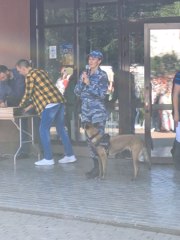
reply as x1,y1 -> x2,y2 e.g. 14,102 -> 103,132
173,84 -> 180,127
74,73 -> 86,97
86,72 -> 109,99
19,75 -> 34,108
23,104 -> 34,112
0,81 -> 11,106
0,83 -> 5,104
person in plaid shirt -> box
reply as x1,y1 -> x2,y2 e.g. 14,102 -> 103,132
16,59 -> 76,166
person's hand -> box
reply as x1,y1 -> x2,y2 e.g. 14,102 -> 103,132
173,112 -> 179,128
0,102 -> 7,108
82,72 -> 90,85
22,104 -> 34,113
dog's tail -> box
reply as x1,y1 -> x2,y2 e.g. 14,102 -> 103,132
140,147 -> 151,169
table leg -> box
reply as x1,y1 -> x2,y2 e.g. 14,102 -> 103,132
14,118 -> 22,165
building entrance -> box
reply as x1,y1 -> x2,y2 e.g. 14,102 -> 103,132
31,0 -> 180,151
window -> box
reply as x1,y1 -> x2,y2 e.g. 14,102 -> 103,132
44,0 -> 74,25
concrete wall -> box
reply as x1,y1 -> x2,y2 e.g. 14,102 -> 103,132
0,0 -> 30,68
0,0 -> 30,151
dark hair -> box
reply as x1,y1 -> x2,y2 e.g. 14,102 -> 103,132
16,59 -> 31,68
0,65 -> 9,73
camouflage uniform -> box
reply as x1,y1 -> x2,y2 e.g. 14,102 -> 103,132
74,67 -> 108,159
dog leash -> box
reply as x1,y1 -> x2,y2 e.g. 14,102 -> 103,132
85,130 -> 110,156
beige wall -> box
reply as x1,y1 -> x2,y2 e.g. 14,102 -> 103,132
0,0 -> 30,148
0,0 -> 30,68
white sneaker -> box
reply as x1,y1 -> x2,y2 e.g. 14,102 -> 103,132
151,128 -> 155,132
34,159 -> 55,166
58,155 -> 77,164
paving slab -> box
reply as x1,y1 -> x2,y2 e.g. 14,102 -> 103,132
0,148 -> 179,238
0,209 -> 179,240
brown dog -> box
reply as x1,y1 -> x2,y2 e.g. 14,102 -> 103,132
85,124 -> 151,180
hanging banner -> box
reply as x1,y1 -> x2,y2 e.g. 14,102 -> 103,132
60,43 -> 74,65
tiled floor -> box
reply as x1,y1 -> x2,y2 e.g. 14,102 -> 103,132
0,152 -> 179,235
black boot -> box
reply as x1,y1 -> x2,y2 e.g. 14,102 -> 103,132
171,140 -> 180,170
171,139 -> 176,156
85,157 -> 99,179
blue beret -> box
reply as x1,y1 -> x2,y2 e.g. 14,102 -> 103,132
88,50 -> 103,59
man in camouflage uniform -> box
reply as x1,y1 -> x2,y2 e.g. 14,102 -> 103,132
74,50 -> 109,178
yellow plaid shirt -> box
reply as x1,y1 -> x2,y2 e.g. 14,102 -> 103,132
19,68 -> 65,114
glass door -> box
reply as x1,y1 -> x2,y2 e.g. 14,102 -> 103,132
144,23 -> 180,161
128,23 -> 145,135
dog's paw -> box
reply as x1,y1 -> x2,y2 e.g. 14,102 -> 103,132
131,177 -> 137,181
85,170 -> 99,179
95,175 -> 105,181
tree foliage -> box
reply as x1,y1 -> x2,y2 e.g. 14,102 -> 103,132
151,52 -> 180,76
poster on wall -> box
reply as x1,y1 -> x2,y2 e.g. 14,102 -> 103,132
60,43 -> 74,65
49,46 -> 57,59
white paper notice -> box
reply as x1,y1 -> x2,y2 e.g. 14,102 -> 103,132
49,46 -> 57,59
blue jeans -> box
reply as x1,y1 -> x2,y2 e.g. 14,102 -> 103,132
39,103 -> 74,160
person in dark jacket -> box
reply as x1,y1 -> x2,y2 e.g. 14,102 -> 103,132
0,65 -> 30,158
0,66 -> 25,106
171,71 -> 180,169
